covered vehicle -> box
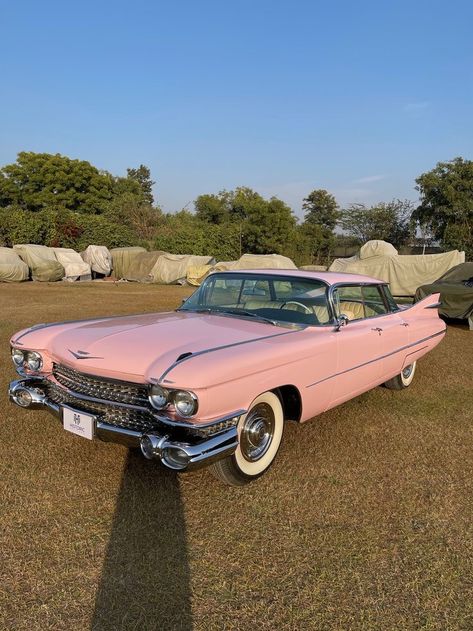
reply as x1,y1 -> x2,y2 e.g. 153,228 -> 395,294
52,248 -> 91,281
9,269 -> 445,487
122,250 -> 168,282
13,244 -> 64,282
329,240 -> 465,296
110,246 -> 147,280
81,245 -> 113,277
415,262 -> 473,330
186,253 -> 297,286
149,253 -> 215,284
0,247 -> 29,282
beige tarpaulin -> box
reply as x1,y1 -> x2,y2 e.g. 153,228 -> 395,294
123,251 -> 168,282
187,261 -> 237,286
81,245 -> 112,276
234,253 -> 297,270
149,254 -> 216,284
329,240 -> 465,296
186,253 -> 297,286
0,247 -> 29,282
299,265 -> 328,272
110,247 -> 147,279
52,248 -> 91,281
13,244 -> 65,282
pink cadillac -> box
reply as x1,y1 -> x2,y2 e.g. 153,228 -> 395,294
9,270 -> 445,486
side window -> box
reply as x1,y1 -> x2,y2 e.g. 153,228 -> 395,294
362,285 -> 388,317
382,285 -> 400,312
333,286 -> 364,321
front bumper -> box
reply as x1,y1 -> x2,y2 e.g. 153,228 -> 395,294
8,377 -> 240,471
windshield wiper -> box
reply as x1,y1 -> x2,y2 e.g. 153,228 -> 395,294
214,307 -> 278,326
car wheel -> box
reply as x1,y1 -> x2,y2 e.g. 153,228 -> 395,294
210,391 -> 284,486
384,361 -> 417,390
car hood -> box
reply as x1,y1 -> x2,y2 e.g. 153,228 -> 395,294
17,310 -> 288,383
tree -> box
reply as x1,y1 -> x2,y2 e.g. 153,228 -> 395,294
193,187 -> 296,255
301,189 -> 340,263
302,189 -> 339,230
194,192 -> 231,224
126,164 -> 155,205
413,157 -> 473,257
339,199 -> 413,248
0,152 -> 115,213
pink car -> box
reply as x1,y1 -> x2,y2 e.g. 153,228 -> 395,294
9,270 -> 445,486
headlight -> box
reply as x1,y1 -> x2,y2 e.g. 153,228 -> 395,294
26,351 -> 43,372
173,390 -> 198,417
11,348 -> 25,367
149,384 -> 170,410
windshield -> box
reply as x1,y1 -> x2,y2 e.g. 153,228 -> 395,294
179,273 -> 332,326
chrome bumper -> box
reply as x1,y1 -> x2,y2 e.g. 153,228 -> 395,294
8,377 -> 240,472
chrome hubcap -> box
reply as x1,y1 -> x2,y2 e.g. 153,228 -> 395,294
402,364 -> 413,379
240,403 -> 275,462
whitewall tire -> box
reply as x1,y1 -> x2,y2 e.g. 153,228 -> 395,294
210,391 -> 284,486
384,361 -> 417,390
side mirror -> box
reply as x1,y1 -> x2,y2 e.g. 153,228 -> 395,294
335,314 -> 349,331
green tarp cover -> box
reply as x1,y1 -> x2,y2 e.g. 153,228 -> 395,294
415,262 -> 473,329
110,247 -> 147,280
122,251 -> 168,282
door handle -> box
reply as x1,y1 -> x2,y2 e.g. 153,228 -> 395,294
371,327 -> 383,335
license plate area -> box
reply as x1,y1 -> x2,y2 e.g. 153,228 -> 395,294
62,405 -> 95,440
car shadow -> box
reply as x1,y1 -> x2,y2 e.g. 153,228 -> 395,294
91,450 -> 192,631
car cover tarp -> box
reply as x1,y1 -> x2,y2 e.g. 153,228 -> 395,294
110,247 -> 147,280
415,262 -> 473,329
186,253 -> 297,286
123,251 -> 169,282
52,248 -> 91,281
149,254 -> 216,284
329,240 -> 465,296
13,244 -> 65,282
0,247 -> 29,282
81,245 -> 112,276
299,264 -> 328,271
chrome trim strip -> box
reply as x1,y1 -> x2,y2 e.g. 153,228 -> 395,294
154,409 -> 246,430
425,302 -> 442,309
158,329 -> 301,382
46,376 -> 150,412
306,329 -> 445,388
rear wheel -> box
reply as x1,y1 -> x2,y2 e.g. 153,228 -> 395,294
210,391 -> 284,486
384,361 -> 417,390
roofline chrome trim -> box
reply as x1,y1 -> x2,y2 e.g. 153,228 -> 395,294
306,329 -> 445,388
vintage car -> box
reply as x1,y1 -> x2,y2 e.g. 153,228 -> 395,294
8,270 -> 445,486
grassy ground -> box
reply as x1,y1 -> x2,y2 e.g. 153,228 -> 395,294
1,282 -> 472,631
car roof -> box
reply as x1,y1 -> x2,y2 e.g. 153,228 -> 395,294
222,268 -> 385,286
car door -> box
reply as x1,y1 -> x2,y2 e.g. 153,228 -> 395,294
329,285 -> 385,407
362,284 -> 409,381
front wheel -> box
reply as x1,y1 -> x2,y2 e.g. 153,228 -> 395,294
384,361 -> 417,390
210,391 -> 284,486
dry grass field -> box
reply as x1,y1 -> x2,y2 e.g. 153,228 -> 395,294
1,282 -> 473,631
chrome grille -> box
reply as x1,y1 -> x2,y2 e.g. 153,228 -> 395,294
46,381 -> 158,433
53,363 -> 149,406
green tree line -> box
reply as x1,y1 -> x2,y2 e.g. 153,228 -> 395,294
0,152 -> 472,261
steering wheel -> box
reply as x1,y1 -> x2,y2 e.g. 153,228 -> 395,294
280,301 -> 312,314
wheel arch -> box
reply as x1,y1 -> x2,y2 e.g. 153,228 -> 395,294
273,384 -> 302,422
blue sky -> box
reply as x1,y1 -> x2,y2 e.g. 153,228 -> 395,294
1,0 -> 472,218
